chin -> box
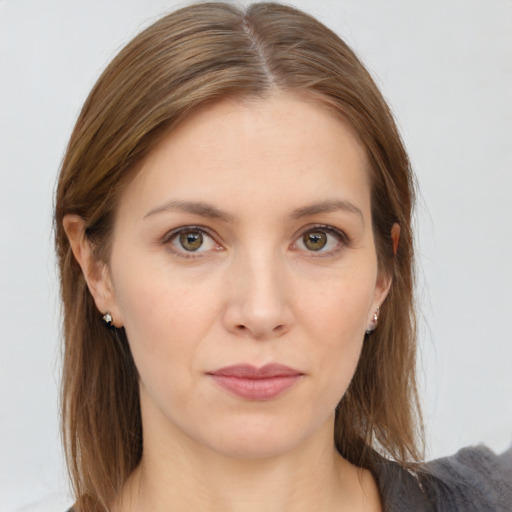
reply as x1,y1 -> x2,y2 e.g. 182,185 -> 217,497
209,433 -> 299,460
196,413 -> 321,460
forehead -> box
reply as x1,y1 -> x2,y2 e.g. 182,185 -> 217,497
117,92 -> 371,221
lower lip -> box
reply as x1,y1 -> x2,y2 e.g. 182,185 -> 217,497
209,374 -> 302,400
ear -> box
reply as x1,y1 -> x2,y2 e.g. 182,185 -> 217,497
373,269 -> 393,308
367,223 -> 399,329
63,214 -> 123,327
366,271 -> 392,333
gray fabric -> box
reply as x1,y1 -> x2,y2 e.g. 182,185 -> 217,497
372,457 -> 435,511
373,445 -> 512,511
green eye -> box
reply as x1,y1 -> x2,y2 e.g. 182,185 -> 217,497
179,231 -> 203,251
166,226 -> 220,259
303,231 -> 328,251
295,226 -> 348,255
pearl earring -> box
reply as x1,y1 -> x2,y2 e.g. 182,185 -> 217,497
102,310 -> 113,327
365,306 -> 380,334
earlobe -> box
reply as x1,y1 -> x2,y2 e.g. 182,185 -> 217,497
368,222 -> 400,325
367,222 -> 400,324
365,306 -> 380,334
63,214 -> 122,326
367,270 -> 392,333
376,271 -> 393,304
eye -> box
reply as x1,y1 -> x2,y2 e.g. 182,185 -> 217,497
303,231 -> 328,251
179,230 -> 204,251
293,226 -> 348,255
164,226 -> 220,257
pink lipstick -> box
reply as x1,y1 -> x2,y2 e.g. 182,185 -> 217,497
208,363 -> 303,400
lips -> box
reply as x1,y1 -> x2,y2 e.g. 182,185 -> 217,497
207,363 -> 304,400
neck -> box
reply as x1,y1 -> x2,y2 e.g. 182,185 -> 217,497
114,416 -> 381,512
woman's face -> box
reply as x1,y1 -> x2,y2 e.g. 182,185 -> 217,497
103,93 -> 390,458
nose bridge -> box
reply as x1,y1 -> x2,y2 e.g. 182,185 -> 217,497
223,244 -> 292,339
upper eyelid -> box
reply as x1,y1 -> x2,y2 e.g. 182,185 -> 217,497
162,225 -> 217,243
294,224 -> 349,242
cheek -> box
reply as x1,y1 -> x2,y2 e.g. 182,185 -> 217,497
300,272 -> 374,339
111,261 -> 220,378
297,271 -> 375,388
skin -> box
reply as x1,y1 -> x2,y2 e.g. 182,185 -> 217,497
65,93 -> 389,511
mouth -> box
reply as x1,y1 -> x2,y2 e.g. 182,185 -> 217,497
207,363 -> 304,401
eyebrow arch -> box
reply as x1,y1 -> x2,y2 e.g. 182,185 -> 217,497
144,200 -> 234,222
289,199 -> 364,224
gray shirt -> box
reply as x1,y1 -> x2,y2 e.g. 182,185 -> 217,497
373,445 -> 512,511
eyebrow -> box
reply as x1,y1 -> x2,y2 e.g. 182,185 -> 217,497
289,200 -> 364,224
144,200 -> 234,222
144,198 -> 364,224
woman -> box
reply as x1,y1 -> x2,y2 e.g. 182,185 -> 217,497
54,2 -> 511,511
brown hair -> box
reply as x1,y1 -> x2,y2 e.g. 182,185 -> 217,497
55,2 -> 423,510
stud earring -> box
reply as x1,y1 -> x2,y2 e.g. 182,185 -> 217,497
102,310 -> 113,327
365,306 -> 380,334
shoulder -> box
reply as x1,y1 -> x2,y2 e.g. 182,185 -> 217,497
371,445 -> 512,511
417,444 -> 512,512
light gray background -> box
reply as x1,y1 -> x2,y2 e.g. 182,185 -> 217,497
1,0 -> 511,510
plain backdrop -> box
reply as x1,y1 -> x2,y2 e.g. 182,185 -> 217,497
1,0 -> 511,510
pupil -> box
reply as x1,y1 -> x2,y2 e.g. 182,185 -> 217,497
180,231 -> 203,251
304,231 -> 327,251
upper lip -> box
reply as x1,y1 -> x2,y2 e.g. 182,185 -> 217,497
208,363 -> 303,378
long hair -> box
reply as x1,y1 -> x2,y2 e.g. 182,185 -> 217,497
55,3 -> 422,510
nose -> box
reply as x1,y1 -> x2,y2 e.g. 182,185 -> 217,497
222,249 -> 294,340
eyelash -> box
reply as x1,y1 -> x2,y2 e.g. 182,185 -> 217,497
292,224 -> 350,257
161,224 -> 350,260
162,225 -> 221,260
